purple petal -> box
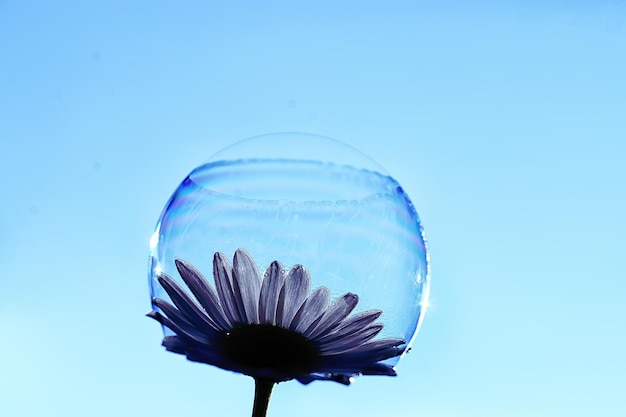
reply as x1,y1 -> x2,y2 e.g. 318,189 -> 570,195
318,324 -> 383,354
290,286 -> 330,333
359,363 -> 398,376
152,298 -> 193,327
182,344 -> 296,382
232,248 -> 261,324
296,373 -> 355,385
160,334 -> 266,378
176,343 -> 246,375
153,304 -> 219,348
339,347 -> 404,364
258,261 -> 285,324
175,259 -> 231,330
322,338 -> 406,363
315,362 -> 398,377
344,337 -> 406,353
275,264 -> 310,328
157,274 -> 221,332
304,293 -> 359,339
295,375 -> 316,385
213,252 -> 244,324
146,310 -> 209,345
183,345 -> 236,369
161,335 -> 187,354
314,310 -> 382,345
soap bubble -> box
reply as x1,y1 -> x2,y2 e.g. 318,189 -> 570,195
149,132 -> 429,366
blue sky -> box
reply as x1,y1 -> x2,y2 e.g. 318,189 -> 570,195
1,1 -> 625,416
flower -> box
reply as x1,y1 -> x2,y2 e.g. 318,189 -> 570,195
148,248 -> 406,385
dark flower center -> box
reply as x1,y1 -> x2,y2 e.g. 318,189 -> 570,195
219,324 -> 320,375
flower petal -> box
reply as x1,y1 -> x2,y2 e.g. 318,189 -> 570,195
304,292 -> 359,339
157,273 -> 221,332
258,261 -> 285,324
147,310 -> 209,345
359,363 -> 398,376
275,264 -> 310,328
232,248 -> 261,324
152,298 -> 194,328
323,338 -> 406,363
314,309 -> 381,345
318,324 -> 383,354
182,344 -> 244,373
344,337 -> 406,354
161,335 -> 187,354
213,252 -> 244,324
152,305 -> 219,344
175,259 -> 231,330
316,363 -> 397,377
296,373 -> 354,385
290,286 -> 330,333
161,336 -> 256,377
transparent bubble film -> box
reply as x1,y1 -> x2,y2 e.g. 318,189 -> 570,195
149,136 -> 429,368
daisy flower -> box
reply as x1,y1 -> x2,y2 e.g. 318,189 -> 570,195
148,248 -> 406,417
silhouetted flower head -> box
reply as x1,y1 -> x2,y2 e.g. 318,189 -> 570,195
148,248 -> 405,385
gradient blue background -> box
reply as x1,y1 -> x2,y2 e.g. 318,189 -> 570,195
1,2 -> 625,416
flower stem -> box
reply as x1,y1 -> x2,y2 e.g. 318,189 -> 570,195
252,378 -> 275,417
